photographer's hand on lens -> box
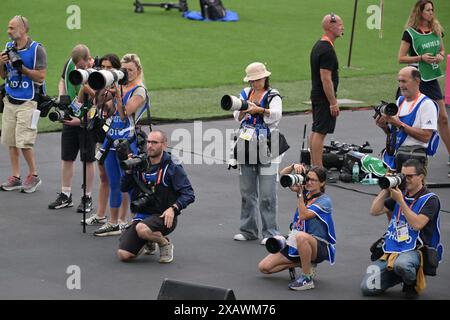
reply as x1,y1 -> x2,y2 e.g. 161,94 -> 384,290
160,207 -> 175,229
0,52 -> 9,64
293,164 -> 305,175
385,115 -> 403,128
389,186 -> 404,204
244,101 -> 262,115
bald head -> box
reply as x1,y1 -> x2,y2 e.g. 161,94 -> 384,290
322,13 -> 342,30
8,15 -> 29,41
398,67 -> 421,100
399,66 -> 421,81
321,13 -> 344,40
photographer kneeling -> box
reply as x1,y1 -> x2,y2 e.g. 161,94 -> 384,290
376,67 -> 439,172
258,164 -> 336,291
361,159 -> 443,298
117,130 -> 195,263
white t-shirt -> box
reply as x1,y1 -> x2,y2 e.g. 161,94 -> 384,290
397,94 -> 438,148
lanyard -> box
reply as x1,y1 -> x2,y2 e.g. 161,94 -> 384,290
295,196 -> 319,230
398,93 -> 421,114
248,89 -> 266,125
321,35 -> 335,48
396,195 -> 418,226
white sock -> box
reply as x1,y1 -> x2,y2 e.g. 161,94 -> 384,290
62,187 -> 71,197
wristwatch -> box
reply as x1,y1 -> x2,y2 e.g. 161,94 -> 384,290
171,204 -> 180,215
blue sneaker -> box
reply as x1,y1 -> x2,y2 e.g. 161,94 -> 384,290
288,274 -> 315,291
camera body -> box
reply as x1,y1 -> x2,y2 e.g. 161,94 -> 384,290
3,47 -> 23,69
37,95 -> 73,122
378,173 -> 405,189
130,191 -> 156,213
220,95 -> 249,111
280,174 -> 306,188
88,69 -> 128,90
373,101 -> 398,119
120,153 -> 149,171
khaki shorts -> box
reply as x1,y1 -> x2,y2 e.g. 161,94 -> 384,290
1,97 -> 38,148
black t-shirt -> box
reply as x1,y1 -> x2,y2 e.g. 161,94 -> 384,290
384,188 -> 439,246
310,40 -> 339,101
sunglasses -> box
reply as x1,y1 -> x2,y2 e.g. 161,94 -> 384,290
15,15 -> 26,29
404,173 -> 419,179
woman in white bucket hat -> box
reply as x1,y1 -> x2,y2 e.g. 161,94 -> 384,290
232,62 -> 283,245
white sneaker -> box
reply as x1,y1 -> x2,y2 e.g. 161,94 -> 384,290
118,220 -> 129,232
260,238 -> 268,245
80,213 -> 107,225
233,233 -> 248,241
159,242 -> 174,263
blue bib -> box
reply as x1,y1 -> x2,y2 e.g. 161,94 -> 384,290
5,41 -> 39,100
105,85 -> 149,141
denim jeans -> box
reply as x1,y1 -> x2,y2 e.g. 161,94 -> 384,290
360,250 -> 420,296
238,163 -> 279,239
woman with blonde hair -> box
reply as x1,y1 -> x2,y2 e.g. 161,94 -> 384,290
93,53 -> 150,236
398,0 -> 448,174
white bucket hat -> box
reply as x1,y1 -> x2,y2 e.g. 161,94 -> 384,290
243,62 -> 271,82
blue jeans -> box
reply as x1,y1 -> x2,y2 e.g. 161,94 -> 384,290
360,250 -> 420,296
238,163 -> 279,239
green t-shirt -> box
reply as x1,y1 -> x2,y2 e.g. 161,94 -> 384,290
63,58 -> 80,100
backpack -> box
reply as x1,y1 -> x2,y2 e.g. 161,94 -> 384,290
200,0 -> 226,20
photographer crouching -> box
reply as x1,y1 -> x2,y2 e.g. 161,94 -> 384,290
376,67 -> 439,172
117,130 -> 195,263
258,164 -> 336,291
361,159 -> 443,298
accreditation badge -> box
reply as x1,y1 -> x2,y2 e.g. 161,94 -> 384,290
396,223 -> 409,242
239,127 -> 255,141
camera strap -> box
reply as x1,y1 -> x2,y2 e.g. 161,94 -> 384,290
386,126 -> 397,156
132,162 -> 164,195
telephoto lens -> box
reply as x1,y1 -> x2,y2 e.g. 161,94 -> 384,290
280,174 -> 305,188
379,102 -> 398,116
265,236 -> 287,253
378,174 -> 405,189
220,95 -> 249,111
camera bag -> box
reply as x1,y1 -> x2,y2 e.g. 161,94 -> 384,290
419,246 -> 439,276
200,0 -> 226,20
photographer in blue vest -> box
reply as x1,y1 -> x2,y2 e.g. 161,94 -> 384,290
376,67 -> 439,172
0,15 -> 46,193
232,62 -> 283,245
258,164 -> 336,291
361,159 -> 443,298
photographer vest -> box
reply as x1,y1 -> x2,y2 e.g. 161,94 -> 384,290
5,41 -> 39,101
288,193 -> 336,265
383,95 -> 440,170
406,27 -> 443,81
133,154 -> 177,218
104,85 -> 149,148
384,191 -> 442,262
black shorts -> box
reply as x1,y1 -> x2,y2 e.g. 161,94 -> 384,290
118,215 -> 178,256
280,239 -> 328,264
61,125 -> 96,162
420,79 -> 443,101
311,100 -> 336,134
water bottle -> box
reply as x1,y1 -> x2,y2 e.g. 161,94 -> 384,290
352,162 -> 360,183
